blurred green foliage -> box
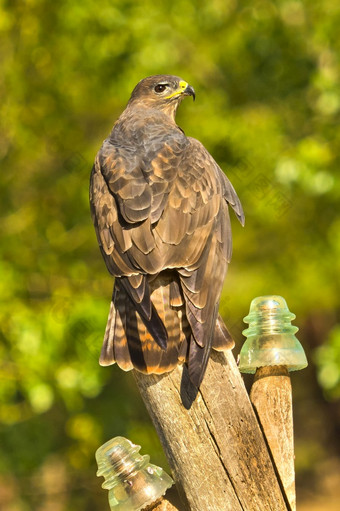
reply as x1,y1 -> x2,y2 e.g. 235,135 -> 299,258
1,0 -> 340,509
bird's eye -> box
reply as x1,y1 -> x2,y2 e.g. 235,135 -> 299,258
154,83 -> 167,93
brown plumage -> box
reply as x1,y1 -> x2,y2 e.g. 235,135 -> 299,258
90,75 -> 244,387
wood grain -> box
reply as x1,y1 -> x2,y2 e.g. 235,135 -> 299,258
134,350 -> 289,511
144,496 -> 180,511
250,366 -> 295,510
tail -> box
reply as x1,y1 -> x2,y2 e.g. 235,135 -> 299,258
99,273 -> 190,374
99,273 -> 234,380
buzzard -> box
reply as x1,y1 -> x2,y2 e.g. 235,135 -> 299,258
90,75 -> 244,388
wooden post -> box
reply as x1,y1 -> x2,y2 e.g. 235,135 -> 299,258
145,497 -> 180,511
250,366 -> 295,511
134,350 -> 289,511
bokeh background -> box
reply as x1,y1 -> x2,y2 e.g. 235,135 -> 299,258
1,0 -> 340,509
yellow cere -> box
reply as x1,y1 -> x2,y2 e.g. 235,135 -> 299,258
165,80 -> 188,99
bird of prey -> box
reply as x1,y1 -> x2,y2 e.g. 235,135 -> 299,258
90,75 -> 244,388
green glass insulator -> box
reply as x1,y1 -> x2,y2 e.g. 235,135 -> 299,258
238,296 -> 308,374
95,437 -> 173,511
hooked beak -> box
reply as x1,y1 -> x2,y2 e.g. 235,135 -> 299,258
183,83 -> 196,101
165,80 -> 196,101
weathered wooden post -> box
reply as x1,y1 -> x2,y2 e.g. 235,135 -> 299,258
239,296 -> 308,511
134,351 -> 290,510
249,366 -> 295,505
144,497 -> 180,511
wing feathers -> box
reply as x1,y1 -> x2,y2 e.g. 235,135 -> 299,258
212,314 -> 235,351
131,218 -> 156,254
99,295 -> 116,366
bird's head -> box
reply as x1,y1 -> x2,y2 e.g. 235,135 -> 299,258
127,75 -> 195,120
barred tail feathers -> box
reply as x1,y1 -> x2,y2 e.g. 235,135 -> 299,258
99,274 -> 190,374
99,277 -> 234,377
